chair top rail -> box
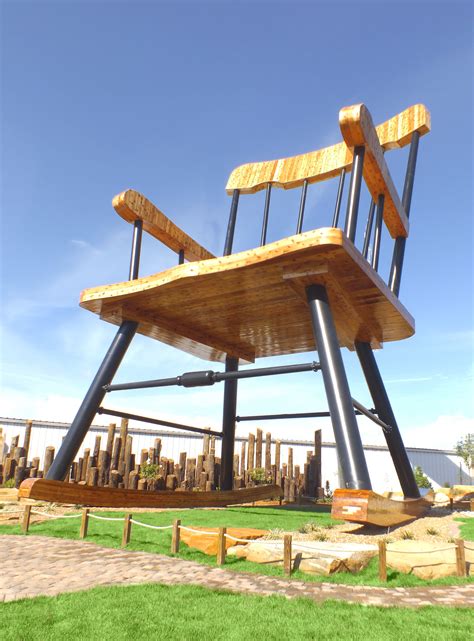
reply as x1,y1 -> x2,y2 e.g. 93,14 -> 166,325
113,189 -> 215,263
225,104 -> 430,198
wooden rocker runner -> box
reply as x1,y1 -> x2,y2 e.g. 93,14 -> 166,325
21,103 -> 432,524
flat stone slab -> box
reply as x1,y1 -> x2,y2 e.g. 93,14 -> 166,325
180,527 -> 267,555
387,540 -> 474,579
228,540 -> 378,575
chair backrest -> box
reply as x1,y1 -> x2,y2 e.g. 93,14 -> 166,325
223,103 -> 431,295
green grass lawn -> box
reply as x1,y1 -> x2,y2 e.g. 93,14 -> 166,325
1,583 -> 471,641
0,507 -> 472,588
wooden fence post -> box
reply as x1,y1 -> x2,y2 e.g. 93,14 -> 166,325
455,539 -> 466,577
122,513 -> 132,547
283,534 -> 292,576
80,508 -> 90,539
378,540 -> 387,581
21,505 -> 32,533
171,519 -> 181,554
217,527 -> 226,565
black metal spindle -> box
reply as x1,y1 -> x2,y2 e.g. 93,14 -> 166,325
362,200 -> 376,259
389,131 -> 420,296
129,219 -> 143,280
296,179 -> 308,234
223,189 -> 240,256
332,169 -> 346,227
344,146 -> 365,242
372,194 -> 384,271
221,356 -> 239,491
178,249 -> 185,264
260,183 -> 272,246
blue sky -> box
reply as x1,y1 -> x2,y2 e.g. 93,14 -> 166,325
1,0 -> 472,451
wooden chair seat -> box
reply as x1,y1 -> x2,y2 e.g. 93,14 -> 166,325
80,227 -> 414,364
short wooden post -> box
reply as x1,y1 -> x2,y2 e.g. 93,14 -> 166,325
378,540 -> 387,581
171,519 -> 181,554
217,527 -> 226,565
21,504 -> 32,533
283,534 -> 292,576
449,497 -> 454,511
455,539 -> 466,577
122,513 -> 132,547
80,508 -> 90,539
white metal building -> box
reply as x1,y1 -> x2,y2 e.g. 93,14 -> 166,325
1,417 -> 470,492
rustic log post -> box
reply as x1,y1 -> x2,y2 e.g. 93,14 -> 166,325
265,432 -> 272,477
111,438 -> 121,473
154,438 -> 162,465
118,418 -> 129,475
129,470 -> 139,490
455,539 -> 466,577
21,505 -> 32,533
97,450 -> 109,486
110,470 -> 120,488
248,433 -> 255,471
199,471 -> 207,491
23,420 -> 32,460
314,429 -> 322,489
240,441 -> 246,476
166,474 -> 178,491
207,454 -> 215,487
87,467 -> 99,486
179,452 -> 187,483
289,479 -> 296,503
122,513 -> 132,547
284,534 -> 292,576
210,436 -> 216,457
106,423 -> 116,459
203,433 -> 210,456
9,435 -> 19,455
43,446 -> 55,477
138,478 -> 147,491
378,540 -> 387,581
275,439 -> 281,472
81,448 -> 90,482
80,508 -> 90,539
93,435 -> 101,460
233,454 -> 239,478
171,519 -> 181,553
288,447 -> 293,479
140,449 -> 149,465
123,436 -> 133,488
255,429 -> 263,468
217,527 -> 226,565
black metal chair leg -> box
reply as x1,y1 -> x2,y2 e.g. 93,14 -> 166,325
220,356 -> 239,491
306,284 -> 372,490
46,320 -> 138,480
355,341 -> 420,498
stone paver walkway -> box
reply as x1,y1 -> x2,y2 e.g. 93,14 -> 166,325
0,535 -> 472,608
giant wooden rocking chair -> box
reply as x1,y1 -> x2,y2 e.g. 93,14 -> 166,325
21,103 -> 432,525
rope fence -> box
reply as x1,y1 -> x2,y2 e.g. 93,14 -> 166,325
11,505 -> 472,580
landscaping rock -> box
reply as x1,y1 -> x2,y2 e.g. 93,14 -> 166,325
179,527 -> 267,555
228,540 -> 377,575
386,539 -> 474,579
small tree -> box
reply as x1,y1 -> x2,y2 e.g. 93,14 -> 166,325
455,433 -> 474,481
413,465 -> 432,489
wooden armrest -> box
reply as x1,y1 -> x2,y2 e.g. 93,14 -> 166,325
339,104 -> 409,239
113,189 -> 215,262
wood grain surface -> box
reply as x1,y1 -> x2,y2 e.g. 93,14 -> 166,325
225,104 -> 430,195
19,478 -> 283,508
80,228 -> 415,363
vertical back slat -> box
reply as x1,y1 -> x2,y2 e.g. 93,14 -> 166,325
296,179 -> 308,234
332,169 -> 346,227
371,194 -> 384,271
344,146 -> 365,242
223,189 -> 240,256
260,183 -> 272,246
362,200 -> 376,259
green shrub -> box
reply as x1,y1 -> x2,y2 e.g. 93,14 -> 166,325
413,465 -> 432,489
139,463 -> 160,480
248,467 -> 272,484
0,478 -> 16,488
